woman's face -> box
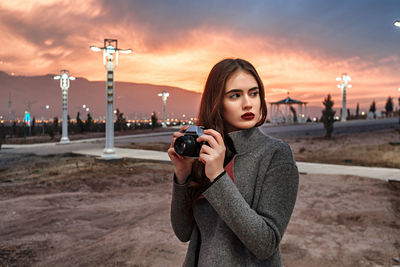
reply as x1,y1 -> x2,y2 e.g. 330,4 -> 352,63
222,69 -> 261,132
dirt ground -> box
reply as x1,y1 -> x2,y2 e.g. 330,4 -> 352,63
0,130 -> 399,266
284,129 -> 400,169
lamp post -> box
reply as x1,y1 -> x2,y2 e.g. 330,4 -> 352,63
158,91 -> 169,127
90,39 -> 132,159
54,70 -> 75,144
398,88 -> 400,128
393,21 -> 400,127
336,73 -> 352,122
41,104 -> 50,135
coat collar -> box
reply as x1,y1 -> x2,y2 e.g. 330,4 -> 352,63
227,127 -> 265,155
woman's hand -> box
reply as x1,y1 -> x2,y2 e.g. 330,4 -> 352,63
167,126 -> 195,184
197,129 -> 226,182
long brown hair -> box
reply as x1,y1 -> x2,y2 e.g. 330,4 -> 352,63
185,58 -> 268,216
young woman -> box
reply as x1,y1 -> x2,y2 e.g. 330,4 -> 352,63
169,58 -> 299,266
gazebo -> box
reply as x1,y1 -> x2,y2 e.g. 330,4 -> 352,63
269,95 -> 308,124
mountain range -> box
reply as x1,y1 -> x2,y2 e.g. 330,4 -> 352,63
0,71 -> 202,121
0,71 -> 327,122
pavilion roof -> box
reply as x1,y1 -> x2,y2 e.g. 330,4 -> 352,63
270,97 -> 307,105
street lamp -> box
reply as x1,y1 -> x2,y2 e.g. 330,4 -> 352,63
398,88 -> 400,126
336,73 -> 352,122
158,91 -> 169,127
394,22 -> 400,127
54,70 -> 75,144
41,104 -> 50,135
82,104 -> 90,113
90,39 -> 132,159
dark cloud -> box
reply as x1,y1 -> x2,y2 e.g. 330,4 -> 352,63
97,0 -> 400,59
1,0 -> 399,61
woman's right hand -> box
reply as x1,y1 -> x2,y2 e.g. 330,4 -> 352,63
168,126 -> 195,184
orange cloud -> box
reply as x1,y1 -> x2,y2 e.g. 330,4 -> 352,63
0,0 -> 399,115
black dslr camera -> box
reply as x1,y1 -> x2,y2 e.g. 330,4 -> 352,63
174,126 -> 208,158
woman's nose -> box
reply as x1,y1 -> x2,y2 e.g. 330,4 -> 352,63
242,95 -> 252,109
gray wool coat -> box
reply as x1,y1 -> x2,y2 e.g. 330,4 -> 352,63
170,127 -> 299,266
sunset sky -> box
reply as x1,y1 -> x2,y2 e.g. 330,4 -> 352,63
1,0 -> 400,113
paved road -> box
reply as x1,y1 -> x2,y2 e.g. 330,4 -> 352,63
260,117 -> 399,138
115,117 -> 399,143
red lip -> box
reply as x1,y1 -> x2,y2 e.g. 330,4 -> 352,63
241,112 -> 255,120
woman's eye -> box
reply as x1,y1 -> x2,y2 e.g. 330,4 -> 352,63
250,91 -> 259,97
229,93 -> 240,99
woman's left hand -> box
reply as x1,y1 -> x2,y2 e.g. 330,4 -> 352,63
196,129 -> 226,182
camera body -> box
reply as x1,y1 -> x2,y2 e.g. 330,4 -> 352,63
174,126 -> 208,158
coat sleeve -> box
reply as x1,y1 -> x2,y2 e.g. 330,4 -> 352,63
170,175 -> 194,242
202,147 -> 299,260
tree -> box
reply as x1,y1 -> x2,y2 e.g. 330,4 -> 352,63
355,103 -> 360,118
151,112 -> 159,130
398,97 -> 400,129
385,96 -> 393,116
76,112 -> 84,133
369,100 -> 376,114
31,117 -> 36,136
0,122 -> 5,150
86,113 -> 93,131
321,94 -> 336,138
12,121 -> 16,137
289,106 -> 297,123
53,117 -> 59,134
115,109 -> 127,131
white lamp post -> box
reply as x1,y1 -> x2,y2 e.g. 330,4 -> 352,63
158,91 -> 169,127
90,39 -> 131,159
54,70 -> 75,144
393,22 -> 400,126
336,73 -> 352,122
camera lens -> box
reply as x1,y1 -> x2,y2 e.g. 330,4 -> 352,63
174,135 -> 196,157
